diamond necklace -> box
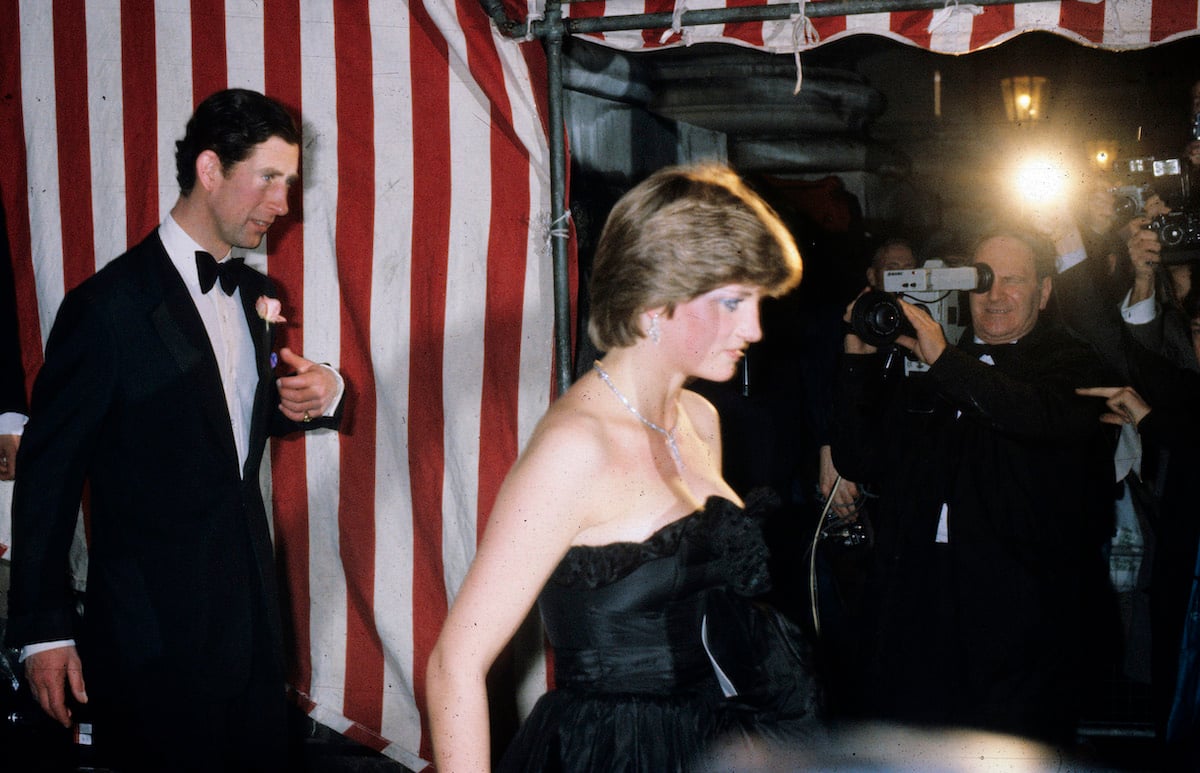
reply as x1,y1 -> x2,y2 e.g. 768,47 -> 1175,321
593,360 -> 683,468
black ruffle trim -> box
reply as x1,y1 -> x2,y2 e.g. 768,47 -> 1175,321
548,488 -> 778,593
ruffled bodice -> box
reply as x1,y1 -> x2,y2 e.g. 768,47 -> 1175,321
498,489 -> 823,772
539,491 -> 774,695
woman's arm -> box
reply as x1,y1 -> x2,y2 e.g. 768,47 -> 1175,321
426,413 -> 600,771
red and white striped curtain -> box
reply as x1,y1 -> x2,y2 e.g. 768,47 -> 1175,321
558,0 -> 1200,53
1,1 -> 554,767
7,0 -> 1200,769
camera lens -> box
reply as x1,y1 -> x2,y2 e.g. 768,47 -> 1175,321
1161,223 -> 1186,247
850,290 -> 911,347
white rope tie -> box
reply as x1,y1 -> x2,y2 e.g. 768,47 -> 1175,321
790,0 -> 821,95
548,210 -> 571,242
533,209 -> 572,264
522,11 -> 544,42
927,0 -> 983,35
660,0 -> 692,45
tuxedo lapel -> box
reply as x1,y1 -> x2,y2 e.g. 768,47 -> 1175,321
239,275 -> 275,474
144,238 -> 242,473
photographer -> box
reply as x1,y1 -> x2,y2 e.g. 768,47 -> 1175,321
1078,363 -> 1200,770
830,224 -> 1113,745
818,238 -> 917,525
1122,212 -> 1200,371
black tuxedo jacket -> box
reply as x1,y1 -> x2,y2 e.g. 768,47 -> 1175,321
6,229 -> 338,699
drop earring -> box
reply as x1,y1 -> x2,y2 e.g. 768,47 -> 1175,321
648,314 -> 661,344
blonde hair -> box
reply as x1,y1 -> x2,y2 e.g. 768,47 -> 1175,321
587,163 -> 802,351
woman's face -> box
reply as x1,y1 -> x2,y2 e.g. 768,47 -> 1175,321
664,283 -> 765,382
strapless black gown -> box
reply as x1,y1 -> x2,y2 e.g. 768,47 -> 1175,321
498,490 -> 823,772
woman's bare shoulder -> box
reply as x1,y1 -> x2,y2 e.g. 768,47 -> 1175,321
525,388 -> 612,461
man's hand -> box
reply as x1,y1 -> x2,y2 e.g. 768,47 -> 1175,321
1030,200 -> 1085,257
25,646 -> 87,728
1127,223 -> 1162,274
894,299 -> 947,366
276,347 -> 339,422
1076,386 -> 1152,427
1126,223 -> 1163,305
819,444 -> 861,522
843,288 -> 878,355
0,433 -> 18,480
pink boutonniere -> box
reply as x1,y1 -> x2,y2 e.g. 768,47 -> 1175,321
255,295 -> 287,325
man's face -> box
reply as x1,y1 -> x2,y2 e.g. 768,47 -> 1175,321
1144,193 -> 1171,219
204,136 -> 299,254
1085,186 -> 1115,229
867,244 -> 917,288
969,236 -> 1051,345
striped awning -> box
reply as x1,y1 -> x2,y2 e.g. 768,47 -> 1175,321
549,0 -> 1200,53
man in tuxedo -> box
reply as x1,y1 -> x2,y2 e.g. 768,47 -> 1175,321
5,88 -> 343,771
832,225 -> 1113,745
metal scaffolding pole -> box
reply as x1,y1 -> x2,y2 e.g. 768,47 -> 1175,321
543,5 -> 574,397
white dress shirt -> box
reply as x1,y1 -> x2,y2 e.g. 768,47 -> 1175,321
159,215 -> 259,475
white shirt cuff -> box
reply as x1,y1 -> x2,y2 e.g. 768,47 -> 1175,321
20,639 -> 75,662
1120,289 -> 1158,325
0,412 -> 27,435
319,364 -> 345,418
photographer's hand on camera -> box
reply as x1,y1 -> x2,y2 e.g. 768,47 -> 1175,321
1031,198 -> 1086,258
819,443 -> 862,520
843,288 -> 878,355
1127,223 -> 1163,305
895,299 -> 948,366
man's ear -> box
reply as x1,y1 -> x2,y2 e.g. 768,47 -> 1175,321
1038,275 -> 1053,310
196,149 -> 223,193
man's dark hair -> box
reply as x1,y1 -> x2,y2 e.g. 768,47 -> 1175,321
175,88 -> 300,195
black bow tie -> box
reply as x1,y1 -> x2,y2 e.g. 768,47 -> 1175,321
195,251 -> 244,295
958,339 -> 995,359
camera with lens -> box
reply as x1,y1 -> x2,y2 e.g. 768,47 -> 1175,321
1147,210 -> 1200,262
1112,183 -> 1155,222
1115,151 -> 1200,261
850,260 -> 994,375
1112,155 -> 1197,221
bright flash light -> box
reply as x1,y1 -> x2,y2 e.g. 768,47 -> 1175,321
1016,93 -> 1032,110
1013,157 -> 1070,208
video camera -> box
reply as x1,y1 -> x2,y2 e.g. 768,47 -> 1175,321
850,259 -> 994,375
